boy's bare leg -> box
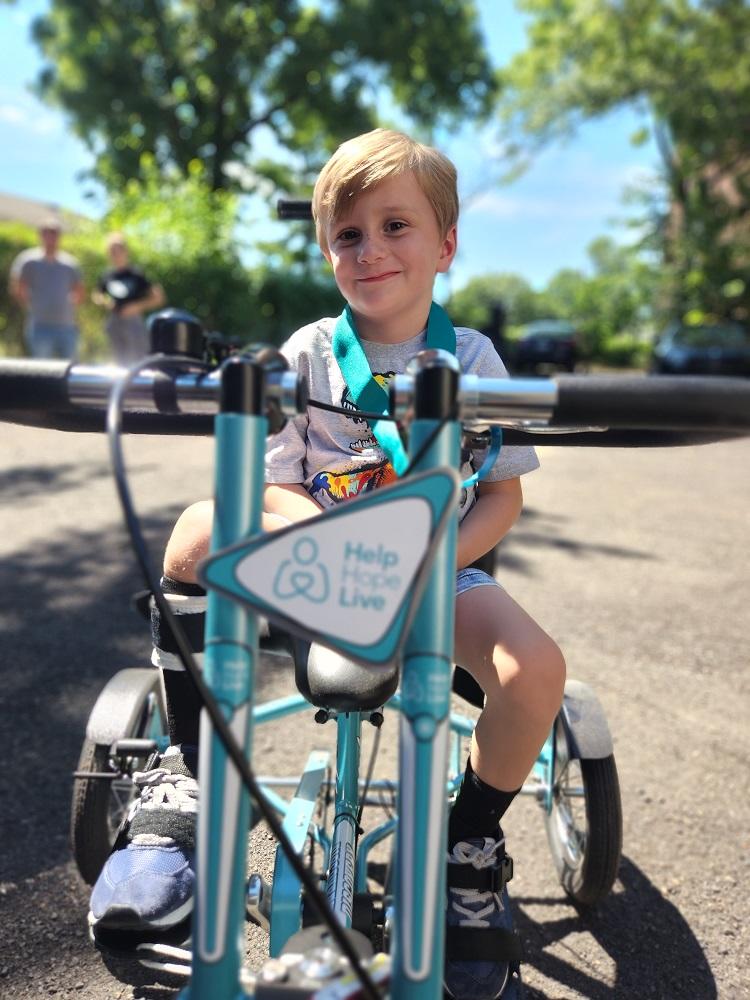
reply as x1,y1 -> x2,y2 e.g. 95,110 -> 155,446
163,500 -> 288,584
445,583 -> 563,995
454,584 -> 566,792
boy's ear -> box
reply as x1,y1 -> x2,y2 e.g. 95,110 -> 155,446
436,225 -> 457,274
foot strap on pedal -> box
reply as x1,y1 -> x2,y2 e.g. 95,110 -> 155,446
446,854 -> 514,893
445,926 -> 522,965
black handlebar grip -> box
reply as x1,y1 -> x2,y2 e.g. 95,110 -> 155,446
0,359 -> 72,411
552,375 -> 750,433
276,198 -> 314,221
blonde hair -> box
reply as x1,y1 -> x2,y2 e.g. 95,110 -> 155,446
105,231 -> 128,251
312,129 -> 458,252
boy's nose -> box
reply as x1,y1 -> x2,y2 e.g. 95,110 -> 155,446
356,234 -> 385,263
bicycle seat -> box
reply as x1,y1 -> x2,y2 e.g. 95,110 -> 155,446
293,640 -> 400,712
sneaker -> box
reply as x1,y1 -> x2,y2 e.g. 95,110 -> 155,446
89,746 -> 198,936
444,836 -> 522,999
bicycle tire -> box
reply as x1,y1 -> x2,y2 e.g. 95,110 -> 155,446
71,739 -> 124,884
544,721 -> 622,907
70,684 -> 163,884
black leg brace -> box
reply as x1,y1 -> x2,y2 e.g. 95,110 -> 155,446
151,575 -> 206,747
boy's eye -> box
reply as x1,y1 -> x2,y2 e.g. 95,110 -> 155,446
385,220 -> 407,233
335,228 -> 359,242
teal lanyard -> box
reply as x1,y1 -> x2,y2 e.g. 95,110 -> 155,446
332,301 -> 456,475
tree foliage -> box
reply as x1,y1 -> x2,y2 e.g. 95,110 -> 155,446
498,0 -> 750,323
445,272 -> 541,330
29,0 -> 496,193
540,237 -> 657,359
445,237 -> 657,367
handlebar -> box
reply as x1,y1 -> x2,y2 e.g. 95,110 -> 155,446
276,198 -> 314,221
1,357 -> 749,444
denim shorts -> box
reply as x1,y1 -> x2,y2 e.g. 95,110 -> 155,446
455,566 -> 501,597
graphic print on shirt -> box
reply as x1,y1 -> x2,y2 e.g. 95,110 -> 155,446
310,460 -> 397,506
309,368 -> 398,507
340,370 -> 396,451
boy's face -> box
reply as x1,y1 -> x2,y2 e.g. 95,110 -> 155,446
322,173 -> 456,339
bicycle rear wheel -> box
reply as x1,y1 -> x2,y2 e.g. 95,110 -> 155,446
544,716 -> 622,907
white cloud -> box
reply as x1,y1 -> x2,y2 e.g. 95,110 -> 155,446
0,99 -> 62,136
464,188 -> 606,222
10,10 -> 33,28
462,190 -> 527,219
0,104 -> 25,126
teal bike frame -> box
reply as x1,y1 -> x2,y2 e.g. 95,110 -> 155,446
181,351 -> 552,999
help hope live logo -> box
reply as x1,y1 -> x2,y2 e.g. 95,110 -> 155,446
198,469 -> 459,663
237,499 -> 428,645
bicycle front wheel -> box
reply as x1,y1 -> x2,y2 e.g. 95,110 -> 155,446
70,674 -> 164,884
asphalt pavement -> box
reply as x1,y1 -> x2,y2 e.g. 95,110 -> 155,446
0,420 -> 748,999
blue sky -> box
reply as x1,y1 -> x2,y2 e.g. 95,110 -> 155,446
0,0 -> 660,292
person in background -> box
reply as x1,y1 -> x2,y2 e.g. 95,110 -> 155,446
93,232 -> 165,364
9,217 -> 84,359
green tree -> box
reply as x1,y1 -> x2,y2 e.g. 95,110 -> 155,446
28,0 -> 496,194
445,272 -> 543,331
541,237 -> 657,362
497,0 -> 750,323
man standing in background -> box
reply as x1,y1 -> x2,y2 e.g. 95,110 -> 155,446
9,218 -> 84,360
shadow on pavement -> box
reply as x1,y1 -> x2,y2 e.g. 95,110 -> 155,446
0,459 -> 158,502
0,513 -> 180,885
0,509 -> 294,888
497,507 -> 656,579
516,856 -> 716,999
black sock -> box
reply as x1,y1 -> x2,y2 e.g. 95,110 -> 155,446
153,575 -> 206,747
161,670 -> 203,747
448,756 -> 521,849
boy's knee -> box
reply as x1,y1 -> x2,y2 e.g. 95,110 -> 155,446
491,633 -> 566,717
536,634 -> 566,705
163,500 -> 214,584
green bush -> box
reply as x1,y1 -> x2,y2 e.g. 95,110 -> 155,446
0,222 -> 37,357
599,333 -> 651,369
245,268 -> 344,345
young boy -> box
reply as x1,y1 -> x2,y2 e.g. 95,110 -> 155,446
90,129 -> 566,999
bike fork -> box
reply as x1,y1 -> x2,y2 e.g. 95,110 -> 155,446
392,352 -> 461,1000
182,359 -> 267,1000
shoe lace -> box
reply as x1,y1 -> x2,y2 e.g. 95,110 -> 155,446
131,766 -> 199,816
448,837 -> 505,928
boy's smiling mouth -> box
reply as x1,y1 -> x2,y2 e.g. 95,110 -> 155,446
357,271 -> 399,283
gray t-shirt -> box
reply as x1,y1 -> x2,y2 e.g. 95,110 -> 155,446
10,248 -> 82,326
266,317 -> 539,519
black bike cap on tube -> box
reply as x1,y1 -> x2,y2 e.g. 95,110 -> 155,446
148,308 -> 205,359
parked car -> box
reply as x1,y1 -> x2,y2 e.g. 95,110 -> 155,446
650,321 -> 750,376
513,319 -> 579,373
